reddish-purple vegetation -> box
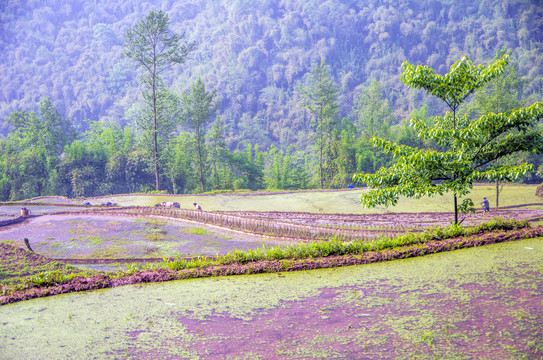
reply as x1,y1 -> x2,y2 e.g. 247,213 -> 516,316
2,226 -> 542,305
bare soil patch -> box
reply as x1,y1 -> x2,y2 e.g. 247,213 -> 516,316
169,268 -> 542,359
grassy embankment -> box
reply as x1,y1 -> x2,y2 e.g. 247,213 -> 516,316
2,217 -> 540,302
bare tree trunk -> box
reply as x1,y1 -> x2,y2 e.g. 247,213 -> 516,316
496,180 -> 499,208
152,64 -> 160,191
319,109 -> 324,189
454,193 -> 458,224
495,159 -> 499,207
319,144 -> 323,189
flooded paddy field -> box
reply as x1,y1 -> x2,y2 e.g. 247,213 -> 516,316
0,238 -> 541,359
0,214 -> 288,260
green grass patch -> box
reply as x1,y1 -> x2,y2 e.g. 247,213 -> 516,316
110,236 -> 130,245
204,238 -> 221,246
21,270 -> 80,288
0,240 -> 18,246
182,227 -> 208,236
145,232 -> 168,241
86,236 -> 103,245
0,244 -> 94,294
89,246 -> 128,259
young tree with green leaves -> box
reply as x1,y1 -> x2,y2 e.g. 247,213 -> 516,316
123,10 -> 195,191
467,49 -> 527,207
181,78 -> 219,193
354,54 -> 543,224
300,59 -> 340,189
353,80 -> 393,139
206,117 -> 230,191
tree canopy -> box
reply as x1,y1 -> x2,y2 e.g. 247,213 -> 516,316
300,60 -> 340,189
123,10 -> 194,190
0,1 -> 542,201
354,54 -> 543,224
180,77 -> 219,192
1,0 -> 541,150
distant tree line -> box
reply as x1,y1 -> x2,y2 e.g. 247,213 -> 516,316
0,0 -> 541,151
1,49 -> 541,201
1,3 -> 542,201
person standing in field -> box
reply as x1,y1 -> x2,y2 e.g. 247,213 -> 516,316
480,197 -> 490,212
193,203 -> 202,211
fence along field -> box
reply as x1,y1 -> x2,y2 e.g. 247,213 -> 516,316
1,185 -> 541,250
48,205 -> 543,245
50,206 -> 396,242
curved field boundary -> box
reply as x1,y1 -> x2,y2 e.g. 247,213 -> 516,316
53,256 -> 216,264
0,202 -> 89,208
49,207 -> 404,242
2,226 -> 542,305
29,196 -> 78,203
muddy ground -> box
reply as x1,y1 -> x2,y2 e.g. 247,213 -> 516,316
0,214 -> 286,260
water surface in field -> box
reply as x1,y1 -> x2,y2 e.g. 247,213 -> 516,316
0,214 -> 289,259
0,204 -> 88,216
1,238 -> 541,359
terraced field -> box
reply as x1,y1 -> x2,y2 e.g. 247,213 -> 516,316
0,186 -> 542,359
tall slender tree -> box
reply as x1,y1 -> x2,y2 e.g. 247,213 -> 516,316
123,10 -> 194,191
300,59 -> 340,189
353,80 -> 393,139
181,78 -> 219,193
206,117 -> 229,191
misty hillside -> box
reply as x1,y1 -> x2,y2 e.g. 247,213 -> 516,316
1,0 -> 542,148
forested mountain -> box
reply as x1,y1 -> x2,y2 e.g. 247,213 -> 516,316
1,0 -> 542,147
0,0 -> 542,200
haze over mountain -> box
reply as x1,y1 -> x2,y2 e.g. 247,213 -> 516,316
1,0 -> 541,148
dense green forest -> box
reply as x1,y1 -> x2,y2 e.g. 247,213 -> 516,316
0,0 -> 542,200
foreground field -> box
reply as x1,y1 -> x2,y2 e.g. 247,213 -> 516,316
1,238 -> 541,359
0,214 -> 284,261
